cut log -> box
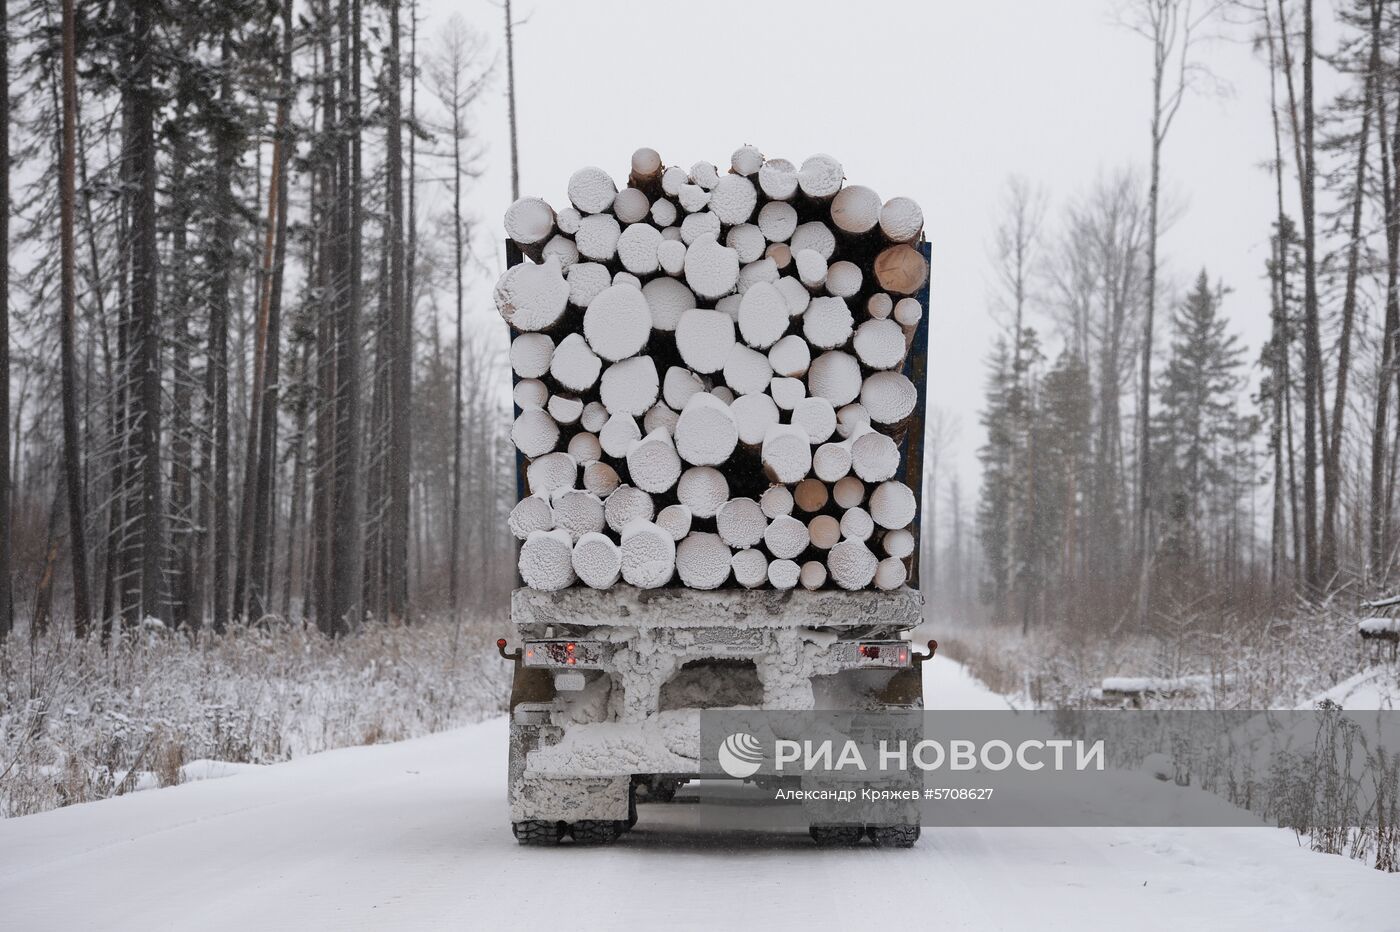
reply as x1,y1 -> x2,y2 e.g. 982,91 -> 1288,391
504,196 -> 557,249
874,556 -> 907,591
514,378 -> 548,411
710,385 -> 735,404
794,478 -> 829,513
852,430 -> 899,482
828,538 -> 877,590
676,531 -> 731,589
675,391 -> 739,465
879,196 -> 924,243
550,332 -> 602,392
768,334 -> 811,378
799,560 -> 827,590
661,165 -> 689,197
808,514 -> 840,550
710,174 -> 758,226
767,559 -> 800,590
681,210 -> 721,244
824,261 -> 862,299
840,506 -> 874,541
494,256 -> 569,331
583,284 -> 652,362
835,403 -> 870,439
661,226 -> 682,241
643,278 -> 696,333
760,484 -> 794,519
769,376 -> 806,411
683,234 -> 740,300
651,197 -> 678,227
802,296 -> 853,350
519,528 -> 577,591
528,452 -> 577,494
867,292 -> 893,319
761,423 -> 812,483
613,187 -> 650,225
763,514 -> 810,560
510,332 -> 554,379
643,402 -> 679,435
807,351 -> 862,407
567,431 -> 602,464
512,408 -> 559,458
758,205 -> 798,247
873,244 -> 929,295
626,428 -> 682,494
509,494 -> 553,540
552,489 -> 605,541
629,147 -> 664,194
715,294 -> 742,320
600,356 -> 660,417
730,144 -> 764,177
678,465 -> 729,518
613,270 -> 642,290
795,249 -> 827,290
813,441 -> 852,482
619,520 -> 675,589
662,365 -> 705,411
572,531 -> 622,589
861,371 -> 918,424
583,461 -> 621,497
797,153 -> 843,200
791,221 -> 836,260
723,344 -> 773,396
567,166 -> 617,214
617,222 -> 663,275
598,413 -> 641,459
731,548 -> 769,588
893,296 -> 923,327
605,484 -> 655,534
576,212 -> 621,261
853,318 -> 906,370
775,277 -> 810,317
833,476 -> 865,510
581,400 -> 609,433
830,184 -> 881,235
737,281 -> 789,350
541,234 -> 578,271
657,238 -> 687,276
732,392 -> 780,446
738,257 -> 779,294
556,206 -> 582,236
883,527 -> 915,559
869,480 -> 916,530
656,503 -> 693,541
717,497 -> 767,549
568,262 -> 611,308
758,157 -> 798,201
690,161 -> 721,190
766,242 -> 792,270
792,396 -> 836,444
727,223 -> 765,263
678,183 -> 710,213
547,394 -> 583,426
675,308 -> 737,374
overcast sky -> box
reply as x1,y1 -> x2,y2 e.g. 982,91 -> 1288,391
422,0 -> 1332,496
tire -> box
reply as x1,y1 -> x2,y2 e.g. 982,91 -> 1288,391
635,776 -> 679,803
512,820 -> 565,846
570,820 -> 625,845
867,823 -> 921,848
809,824 -> 864,847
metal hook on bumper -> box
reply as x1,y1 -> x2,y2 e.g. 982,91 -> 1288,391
496,638 -> 522,662
910,639 -> 938,666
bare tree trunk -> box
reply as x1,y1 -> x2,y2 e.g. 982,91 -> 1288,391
504,0 -> 519,200
386,0 -> 410,623
0,0 -> 11,639
448,59 -> 465,616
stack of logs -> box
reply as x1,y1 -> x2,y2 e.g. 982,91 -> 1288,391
497,146 -> 928,593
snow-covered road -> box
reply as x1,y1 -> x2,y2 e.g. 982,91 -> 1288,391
1,654 -> 1396,932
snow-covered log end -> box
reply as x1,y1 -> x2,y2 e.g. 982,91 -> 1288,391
498,147 -> 927,591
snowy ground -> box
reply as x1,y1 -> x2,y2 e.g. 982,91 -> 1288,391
0,655 -> 1396,931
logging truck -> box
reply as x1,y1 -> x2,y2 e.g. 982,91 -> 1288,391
495,148 -> 933,847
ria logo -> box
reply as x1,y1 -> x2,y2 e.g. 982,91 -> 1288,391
718,732 -> 764,778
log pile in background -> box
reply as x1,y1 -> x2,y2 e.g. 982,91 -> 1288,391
497,146 -> 927,592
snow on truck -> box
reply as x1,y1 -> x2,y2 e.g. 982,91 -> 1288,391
494,147 -> 933,847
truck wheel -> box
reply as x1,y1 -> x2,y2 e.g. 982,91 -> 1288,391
809,824 -> 864,847
867,823 -> 921,848
570,820 -> 625,845
512,820 -> 565,846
